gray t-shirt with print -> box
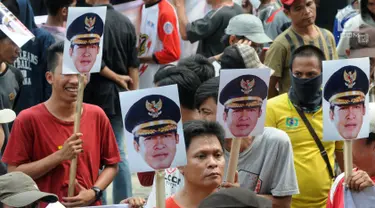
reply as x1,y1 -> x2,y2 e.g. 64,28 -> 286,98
224,127 -> 299,196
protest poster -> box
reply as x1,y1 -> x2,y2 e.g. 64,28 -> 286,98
63,7 -> 107,74
120,84 -> 187,173
216,68 -> 271,183
216,69 -> 271,139
323,58 -> 370,141
0,2 -> 34,47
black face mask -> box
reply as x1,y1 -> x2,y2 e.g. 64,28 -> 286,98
289,74 -> 322,112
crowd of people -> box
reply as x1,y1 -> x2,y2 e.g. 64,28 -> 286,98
0,0 -> 374,207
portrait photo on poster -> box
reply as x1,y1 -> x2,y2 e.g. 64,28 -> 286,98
0,2 -> 34,48
216,68 -> 271,139
322,57 -> 370,141
119,85 -> 187,173
63,6 -> 107,75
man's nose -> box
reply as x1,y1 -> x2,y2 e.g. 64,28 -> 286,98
207,155 -> 219,169
83,46 -> 91,55
15,46 -> 21,54
347,106 -> 356,119
154,136 -> 165,148
239,109 -> 250,118
69,74 -> 80,83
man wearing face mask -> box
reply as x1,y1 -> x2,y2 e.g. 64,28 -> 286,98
266,45 -> 344,208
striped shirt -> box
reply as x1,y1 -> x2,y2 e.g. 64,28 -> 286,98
265,26 -> 338,94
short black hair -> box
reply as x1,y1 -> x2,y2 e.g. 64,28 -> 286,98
2,0 -> 20,18
194,77 -> 219,109
44,0 -> 75,16
183,120 -> 225,151
154,66 -> 202,110
47,41 -> 64,73
283,3 -> 291,11
219,45 -> 246,69
0,31 -> 7,40
177,54 -> 215,83
220,34 -> 247,48
290,45 -> 325,71
367,132 -> 375,145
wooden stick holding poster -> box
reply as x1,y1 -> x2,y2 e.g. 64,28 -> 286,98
63,6 -> 107,196
225,138 -> 241,183
68,74 -> 85,196
344,141 -> 353,183
216,69 -> 271,183
155,170 -> 166,208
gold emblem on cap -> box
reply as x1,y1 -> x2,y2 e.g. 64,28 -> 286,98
241,79 -> 255,94
146,99 -> 162,118
344,70 -> 357,89
84,16 -> 96,32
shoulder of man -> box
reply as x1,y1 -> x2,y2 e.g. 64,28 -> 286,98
271,26 -> 293,44
82,103 -> 108,120
262,127 -> 291,144
32,27 -> 56,45
7,65 -> 23,83
15,103 -> 45,122
319,27 -> 336,41
267,93 -> 289,107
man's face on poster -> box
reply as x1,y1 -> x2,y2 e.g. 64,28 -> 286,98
69,43 -> 99,73
329,103 -> 366,140
223,107 -> 262,138
134,132 -> 179,170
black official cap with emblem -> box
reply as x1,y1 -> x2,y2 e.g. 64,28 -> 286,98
324,65 -> 369,106
219,75 -> 268,109
125,94 -> 181,138
66,12 -> 103,45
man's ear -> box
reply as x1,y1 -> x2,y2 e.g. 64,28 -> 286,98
133,140 -> 140,152
283,9 -> 291,18
329,109 -> 334,121
178,166 -> 185,176
229,35 -> 237,45
61,7 -> 68,18
223,110 -> 228,122
258,108 -> 262,118
69,47 -> 73,56
45,71 -> 53,84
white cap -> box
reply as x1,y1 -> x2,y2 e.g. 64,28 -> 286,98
0,109 -> 16,124
225,14 -> 272,44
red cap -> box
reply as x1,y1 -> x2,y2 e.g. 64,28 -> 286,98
281,0 -> 295,5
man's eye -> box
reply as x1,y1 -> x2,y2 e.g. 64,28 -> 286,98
203,111 -> 212,115
215,153 -> 223,158
196,154 -> 206,159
